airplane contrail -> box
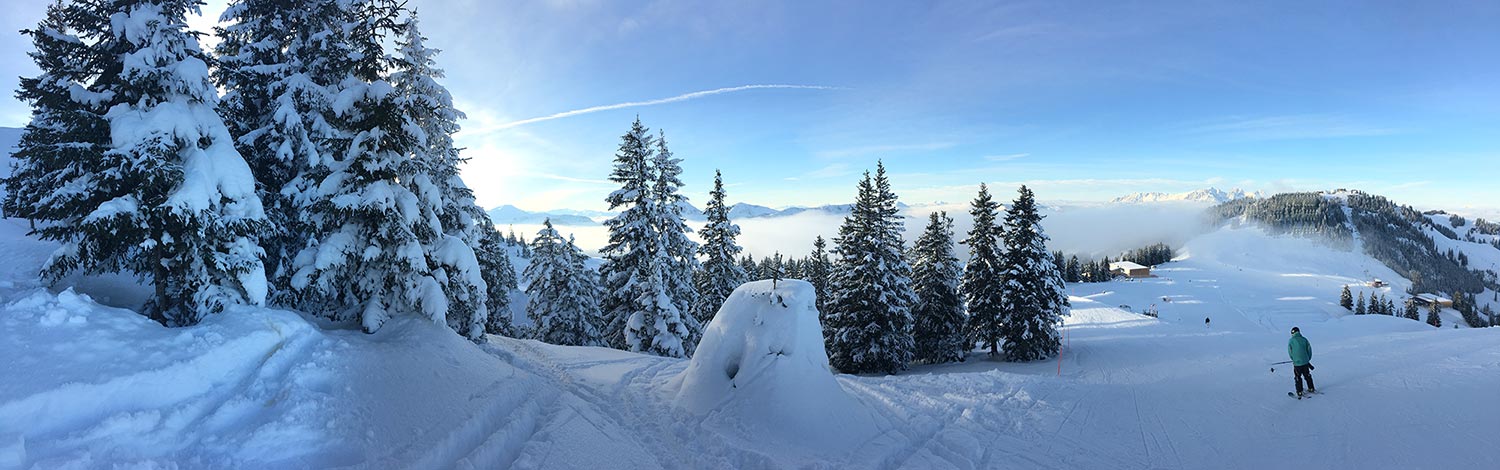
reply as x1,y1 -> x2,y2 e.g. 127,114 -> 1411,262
482,84 -> 840,131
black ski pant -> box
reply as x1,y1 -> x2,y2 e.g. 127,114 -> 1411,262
1293,364 -> 1315,394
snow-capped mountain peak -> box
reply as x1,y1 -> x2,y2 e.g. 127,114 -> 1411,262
1111,187 -> 1260,204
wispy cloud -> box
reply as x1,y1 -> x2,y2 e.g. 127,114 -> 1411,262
815,142 -> 956,159
785,163 -> 853,181
1180,114 -> 1400,141
474,84 -> 840,133
983,153 -> 1030,162
521,171 -> 614,185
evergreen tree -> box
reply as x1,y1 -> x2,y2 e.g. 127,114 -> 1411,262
825,163 -> 916,374
651,131 -> 703,351
997,185 -> 1070,361
1403,297 -> 1421,321
911,212 -> 966,364
1427,300 -> 1442,327
215,0 -> 346,300
6,0 -> 271,326
1065,255 -> 1081,283
806,236 -> 833,315
597,118 -> 692,357
739,254 -> 760,281
3,1 -> 111,248
287,0 -> 477,335
1340,285 -> 1354,311
477,224 -> 517,335
962,184 -> 1006,356
1355,292 -> 1367,315
692,170 -> 746,325
391,13 -> 492,340
523,221 -> 601,346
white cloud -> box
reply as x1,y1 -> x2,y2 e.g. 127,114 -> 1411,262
469,84 -> 840,133
1179,114 -> 1399,141
814,142 -> 956,159
983,153 -> 1029,162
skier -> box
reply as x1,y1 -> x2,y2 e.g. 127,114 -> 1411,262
1288,327 -> 1316,397
1204,317 -> 1210,328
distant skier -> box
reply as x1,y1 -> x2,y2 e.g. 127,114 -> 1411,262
1204,317 -> 1210,328
1288,327 -> 1316,397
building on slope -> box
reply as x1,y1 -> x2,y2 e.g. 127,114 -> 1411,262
1109,261 -> 1152,279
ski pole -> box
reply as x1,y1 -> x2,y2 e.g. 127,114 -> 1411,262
1269,360 -> 1292,373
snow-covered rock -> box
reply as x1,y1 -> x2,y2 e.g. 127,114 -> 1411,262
671,279 -> 877,450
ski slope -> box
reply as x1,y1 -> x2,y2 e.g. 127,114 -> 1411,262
1,223 -> 1498,469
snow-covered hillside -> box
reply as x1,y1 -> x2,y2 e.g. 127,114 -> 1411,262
1112,187 -> 1260,204
3,217 -> 1498,468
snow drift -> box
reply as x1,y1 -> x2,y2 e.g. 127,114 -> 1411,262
672,279 -> 878,452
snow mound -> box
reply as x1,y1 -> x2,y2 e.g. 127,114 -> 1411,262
672,279 -> 877,452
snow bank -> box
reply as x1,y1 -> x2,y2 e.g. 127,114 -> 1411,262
672,279 -> 878,452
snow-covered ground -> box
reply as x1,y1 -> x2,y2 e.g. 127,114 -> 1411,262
2,218 -> 1498,468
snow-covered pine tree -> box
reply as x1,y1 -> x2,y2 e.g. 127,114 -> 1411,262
4,1 -> 111,234
476,222 -> 518,335
1426,301 -> 1442,327
523,221 -> 600,346
8,0 -> 272,326
825,162 -> 916,374
911,211 -> 966,364
215,0 -> 345,300
391,13 -> 492,340
740,254 -> 761,281
996,185 -> 1070,362
288,0 -> 468,335
692,170 -> 747,325
1403,297 -> 1421,321
962,183 -> 1006,356
806,236 -> 833,315
1340,285 -> 1354,311
598,118 -> 693,357
651,131 -> 702,351
1356,292 -> 1367,315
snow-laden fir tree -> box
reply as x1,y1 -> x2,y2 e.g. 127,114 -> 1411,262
692,170 -> 747,325
214,0 -> 345,299
4,0 -> 271,326
1356,292 -> 1367,315
477,223 -> 518,335
287,1 -> 486,337
4,1 -> 111,235
1402,297 -> 1419,320
962,183 -> 1006,356
524,221 -> 601,346
1426,301 -> 1442,328
824,162 -> 916,374
806,236 -> 833,315
598,118 -> 694,357
1340,285 -> 1353,311
911,211 -> 967,364
996,185 -> 1070,361
390,13 -> 493,340
651,131 -> 703,351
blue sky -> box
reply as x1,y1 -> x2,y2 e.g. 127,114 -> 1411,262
3,0 -> 1498,213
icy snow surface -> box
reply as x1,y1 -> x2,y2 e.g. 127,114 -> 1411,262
1,221 -> 1498,468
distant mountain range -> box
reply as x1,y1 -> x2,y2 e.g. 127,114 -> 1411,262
485,205 -> 599,226
1111,188 -> 1262,205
